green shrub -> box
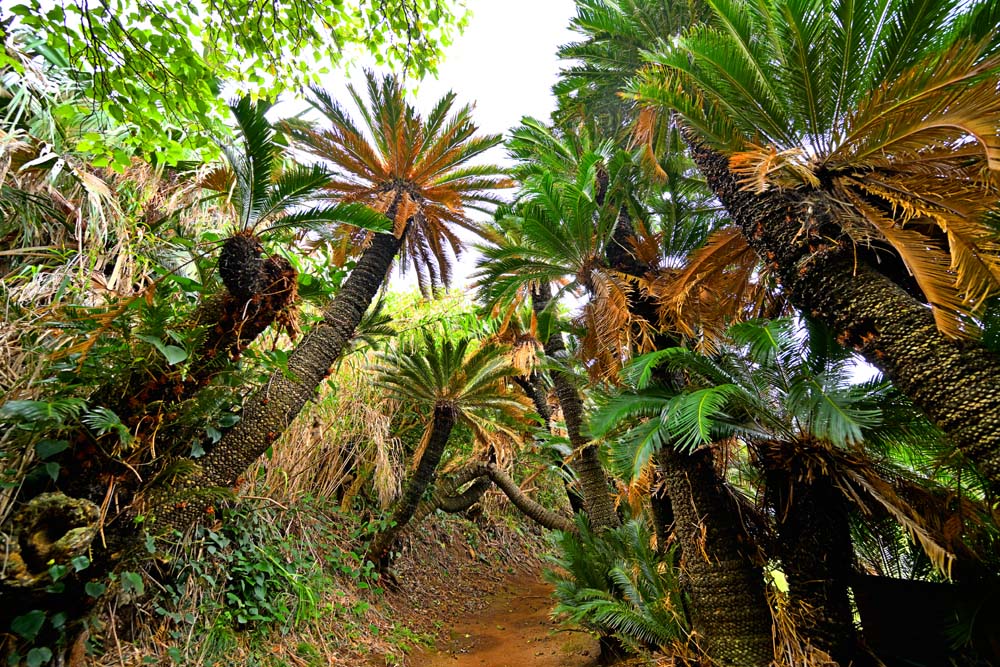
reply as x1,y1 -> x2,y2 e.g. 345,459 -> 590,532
545,516 -> 688,652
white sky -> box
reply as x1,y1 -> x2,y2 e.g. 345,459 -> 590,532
410,0 -> 577,290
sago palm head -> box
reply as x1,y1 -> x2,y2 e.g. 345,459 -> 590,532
284,71 -> 513,295
630,0 -> 1000,337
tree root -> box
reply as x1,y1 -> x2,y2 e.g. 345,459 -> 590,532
1,493 -> 99,589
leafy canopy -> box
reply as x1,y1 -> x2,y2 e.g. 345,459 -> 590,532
3,0 -> 469,162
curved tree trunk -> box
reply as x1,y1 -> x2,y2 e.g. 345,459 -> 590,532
152,231 -> 405,531
764,442 -> 857,665
365,403 -> 457,568
531,283 -> 620,531
412,462 -> 576,533
688,138 -> 1000,492
659,447 -> 774,667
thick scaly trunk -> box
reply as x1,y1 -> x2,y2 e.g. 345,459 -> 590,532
531,283 -> 620,531
763,442 -> 856,664
366,403 -> 457,568
603,197 -> 773,664
689,138 -> 1000,492
513,372 -> 552,428
513,373 -> 586,514
152,231 -> 405,530
659,447 -> 774,667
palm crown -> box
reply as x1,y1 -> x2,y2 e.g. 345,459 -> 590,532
285,72 -> 513,294
376,333 -> 529,450
630,0 -> 1000,337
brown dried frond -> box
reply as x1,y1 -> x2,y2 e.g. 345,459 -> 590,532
577,269 -> 654,381
830,41 -> 1000,173
626,458 -> 656,514
730,144 -> 820,192
632,106 -> 670,183
841,189 -> 985,339
649,227 -> 766,353
784,442 -> 965,578
768,584 -> 840,667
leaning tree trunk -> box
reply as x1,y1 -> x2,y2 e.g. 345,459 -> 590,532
763,441 -> 857,665
151,230 -> 405,531
365,403 -> 457,569
512,372 -> 586,513
412,462 -> 575,532
659,447 -> 774,667
688,138 -> 1000,492
531,283 -> 620,531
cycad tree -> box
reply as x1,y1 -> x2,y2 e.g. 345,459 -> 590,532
157,74 -> 508,529
599,317 -> 991,664
285,73 -> 512,295
364,334 -> 527,567
629,0 -> 1000,490
475,130 -> 628,531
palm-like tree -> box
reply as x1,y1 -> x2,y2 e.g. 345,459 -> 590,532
475,129 -> 629,531
598,318 -> 993,663
364,334 -> 528,567
285,73 -> 512,295
155,75 -> 508,529
629,0 -> 1000,490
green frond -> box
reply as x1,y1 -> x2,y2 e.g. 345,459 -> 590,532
255,164 -> 332,225
262,203 -> 392,236
223,97 -> 276,231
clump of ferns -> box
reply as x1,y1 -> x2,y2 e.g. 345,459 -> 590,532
546,516 -> 689,654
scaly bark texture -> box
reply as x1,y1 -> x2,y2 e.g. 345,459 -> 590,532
153,231 -> 404,530
603,197 -> 775,664
660,447 -> 774,667
513,372 -> 586,513
532,283 -> 620,531
764,442 -> 857,664
689,139 -> 1000,492
366,403 -> 457,568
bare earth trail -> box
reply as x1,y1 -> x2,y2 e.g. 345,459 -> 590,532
409,573 -> 601,667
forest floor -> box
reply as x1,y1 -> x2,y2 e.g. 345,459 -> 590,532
406,571 -> 599,667
378,510 -> 654,667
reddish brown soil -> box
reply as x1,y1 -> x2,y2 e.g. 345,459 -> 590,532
408,572 -> 600,667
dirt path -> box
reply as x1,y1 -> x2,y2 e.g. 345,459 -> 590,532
409,573 -> 600,667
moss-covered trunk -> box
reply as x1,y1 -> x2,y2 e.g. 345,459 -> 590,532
689,139 -> 1000,492
365,403 -> 457,568
659,447 -> 774,667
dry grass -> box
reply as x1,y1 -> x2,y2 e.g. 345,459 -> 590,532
248,354 -> 405,510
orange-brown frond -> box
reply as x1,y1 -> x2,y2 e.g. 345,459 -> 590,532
632,106 -> 669,184
197,165 -> 236,193
577,270 -> 654,381
730,144 -> 820,192
651,227 -> 763,352
832,42 -> 1000,172
843,187 -> 975,338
